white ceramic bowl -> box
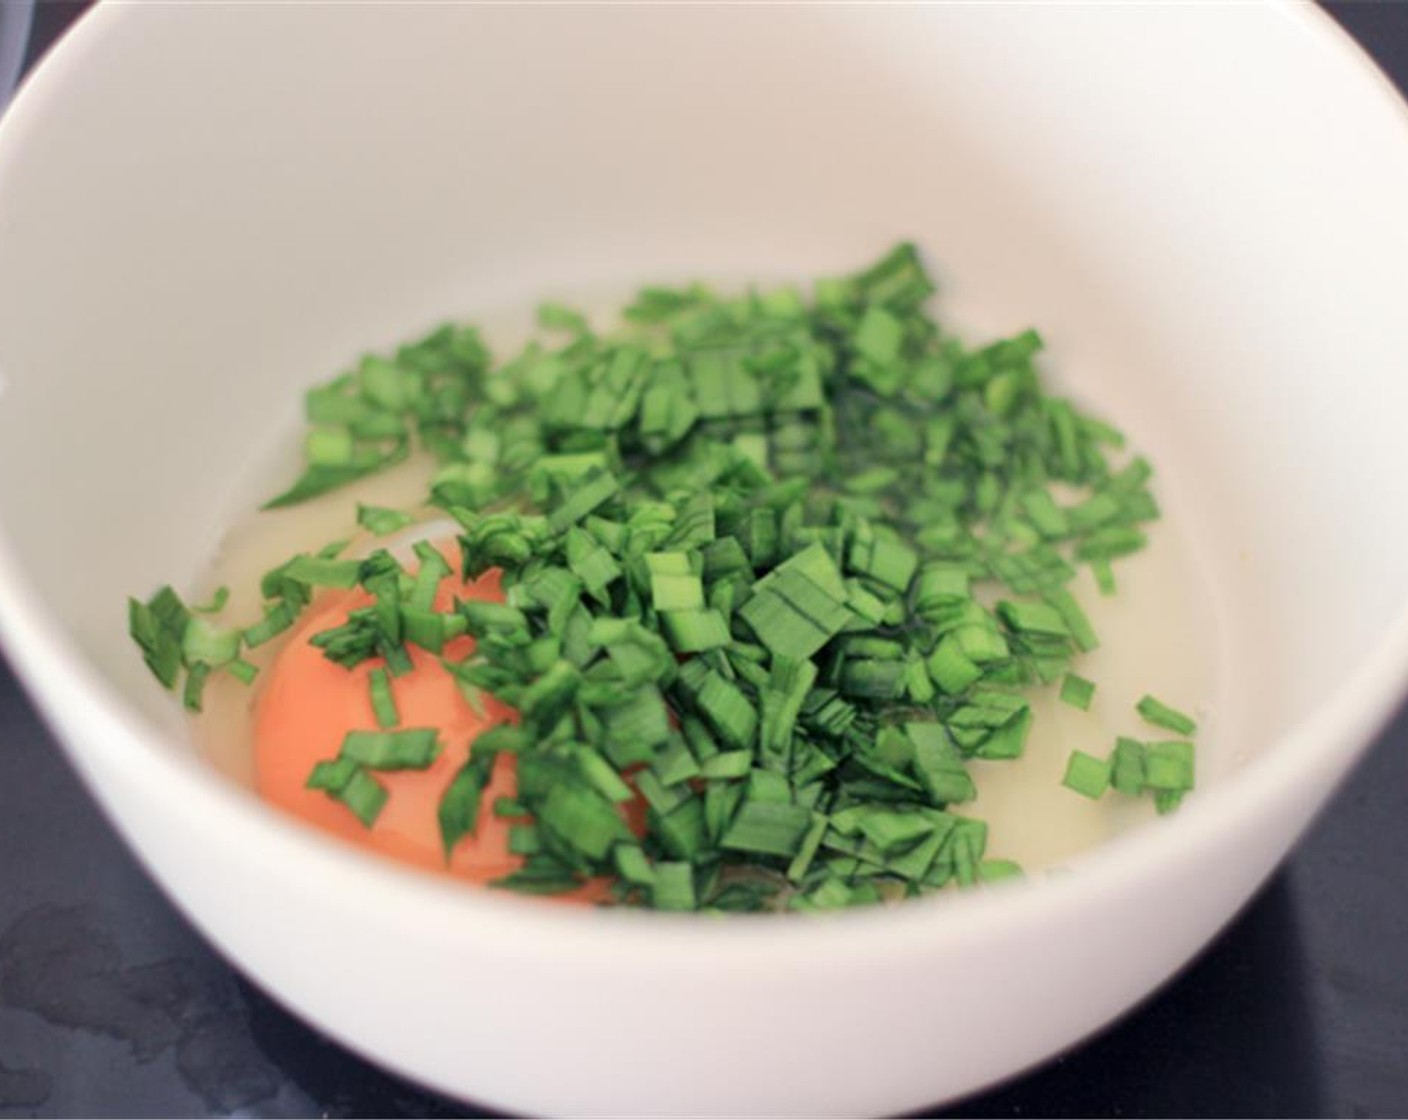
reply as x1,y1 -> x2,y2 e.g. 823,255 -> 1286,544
2,4 -> 1408,1115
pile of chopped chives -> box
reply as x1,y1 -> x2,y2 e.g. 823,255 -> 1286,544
130,243 -> 1197,912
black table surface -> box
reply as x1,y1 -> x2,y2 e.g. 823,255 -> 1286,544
4,4 -> 1408,1117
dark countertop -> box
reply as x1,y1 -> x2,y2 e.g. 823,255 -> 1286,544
3,4 -> 1407,1117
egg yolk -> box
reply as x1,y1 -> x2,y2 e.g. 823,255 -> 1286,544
254,560 -> 626,902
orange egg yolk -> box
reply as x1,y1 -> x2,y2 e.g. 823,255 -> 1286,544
254,559 -> 630,902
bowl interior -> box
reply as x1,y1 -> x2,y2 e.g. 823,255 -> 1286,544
3,5 -> 1407,769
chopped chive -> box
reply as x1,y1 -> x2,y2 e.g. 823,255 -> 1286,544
368,668 -> 399,728
307,759 -> 388,828
1144,740 -> 1195,792
1076,525 -> 1148,561
191,586 -> 230,615
654,737 -> 701,787
647,552 -> 704,612
182,661 -> 210,712
518,660 -> 581,727
537,782 -> 632,861
856,810 -> 933,856
128,590 -> 185,689
660,608 -> 731,653
652,862 -> 696,911
1059,673 -> 1096,711
508,824 -> 541,856
574,748 -> 635,804
977,859 -> 1023,883
1061,750 -> 1111,799
679,663 -> 758,750
357,503 -> 415,536
409,540 -> 452,610
547,469 -> 621,533
538,302 -> 591,334
242,602 -> 297,648
490,860 -> 585,897
1154,789 -> 1185,816
305,425 -> 355,465
847,532 -> 918,593
926,638 -> 983,695
227,657 -> 259,685
721,801 -> 814,858
786,813 -> 829,882
181,615 -> 241,668
1091,558 -> 1117,596
1045,588 -> 1098,653
700,751 -> 753,780
339,728 -> 441,770
282,555 -> 364,589
565,526 -> 621,604
438,755 -> 493,855
908,723 -> 976,805
1110,737 -> 1147,796
1136,694 -> 1198,736
614,844 -> 656,887
996,600 -> 1069,637
738,565 -> 852,660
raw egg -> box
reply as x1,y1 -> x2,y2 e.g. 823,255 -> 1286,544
254,556 -> 626,902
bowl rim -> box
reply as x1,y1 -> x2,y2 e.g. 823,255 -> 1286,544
0,0 -> 1407,968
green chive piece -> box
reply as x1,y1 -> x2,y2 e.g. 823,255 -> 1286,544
679,663 -> 758,750
182,615 -> 241,668
977,859 -> 1024,883
340,728 -> 441,770
439,755 -> 493,855
191,586 -> 230,615
1136,694 -> 1198,736
721,801 -> 814,858
508,824 -> 541,856
537,783 -> 632,861
538,302 -> 591,334
368,668 -> 399,728
848,531 -> 918,593
1144,740 -> 1195,792
1111,737 -> 1147,796
908,723 -> 977,805
647,552 -> 705,612
565,526 -> 622,604
547,469 -> 621,533
738,563 -> 853,660
307,758 -> 389,828
357,503 -> 415,536
1091,559 -> 1117,596
282,555 -> 363,589
227,657 -> 259,685
786,813 -> 830,882
1062,750 -> 1111,799
700,751 -> 753,780
1059,673 -> 1096,711
181,661 -> 210,712
1154,789 -> 1186,816
996,600 -> 1069,637
242,602 -> 297,649
1045,588 -> 1098,653
652,862 -> 696,911
610,846 -> 653,890
660,609 -> 731,653
129,588 -> 188,689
